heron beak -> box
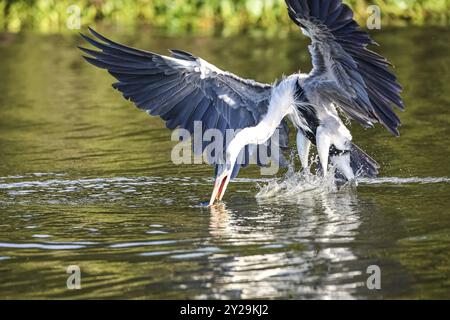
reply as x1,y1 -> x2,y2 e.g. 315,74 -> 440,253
209,170 -> 232,206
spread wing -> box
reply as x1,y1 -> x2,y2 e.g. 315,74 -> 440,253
286,0 -> 404,135
79,28 -> 289,177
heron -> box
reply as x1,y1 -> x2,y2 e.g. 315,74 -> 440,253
79,0 -> 403,206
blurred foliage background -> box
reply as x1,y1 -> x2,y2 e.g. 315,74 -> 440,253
0,0 -> 449,35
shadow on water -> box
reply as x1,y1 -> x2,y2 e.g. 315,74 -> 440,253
0,27 -> 450,299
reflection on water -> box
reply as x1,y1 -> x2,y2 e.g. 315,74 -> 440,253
0,27 -> 450,299
208,189 -> 363,299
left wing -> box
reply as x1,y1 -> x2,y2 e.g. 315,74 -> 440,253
286,0 -> 404,135
79,28 -> 289,177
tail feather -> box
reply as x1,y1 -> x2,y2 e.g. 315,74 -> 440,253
350,143 -> 379,177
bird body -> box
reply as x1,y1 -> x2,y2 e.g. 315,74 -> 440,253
80,0 -> 403,205
215,72 -> 357,206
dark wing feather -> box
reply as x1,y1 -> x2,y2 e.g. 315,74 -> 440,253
80,28 -> 289,177
286,0 -> 403,135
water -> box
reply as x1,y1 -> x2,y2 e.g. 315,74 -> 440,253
0,27 -> 450,299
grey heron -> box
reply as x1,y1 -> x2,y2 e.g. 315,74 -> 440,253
79,0 -> 403,206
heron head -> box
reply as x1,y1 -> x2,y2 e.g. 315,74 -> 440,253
209,162 -> 234,206
209,133 -> 245,206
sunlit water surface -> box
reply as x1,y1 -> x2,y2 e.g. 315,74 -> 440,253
0,27 -> 449,299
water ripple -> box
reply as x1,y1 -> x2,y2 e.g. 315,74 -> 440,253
109,240 -> 178,248
0,242 -> 86,250
359,176 -> 450,185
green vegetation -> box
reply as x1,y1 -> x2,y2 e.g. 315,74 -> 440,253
0,0 -> 448,35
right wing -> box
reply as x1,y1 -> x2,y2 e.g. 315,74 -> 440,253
286,0 -> 404,135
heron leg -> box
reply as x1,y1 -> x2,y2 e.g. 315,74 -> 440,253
296,131 -> 311,170
316,128 -> 331,176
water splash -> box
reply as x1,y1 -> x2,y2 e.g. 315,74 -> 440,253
256,160 -> 450,200
256,168 -> 342,200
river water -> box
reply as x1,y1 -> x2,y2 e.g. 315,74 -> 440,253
0,27 -> 449,299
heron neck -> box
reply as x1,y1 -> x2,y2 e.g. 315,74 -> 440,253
225,75 -> 298,167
